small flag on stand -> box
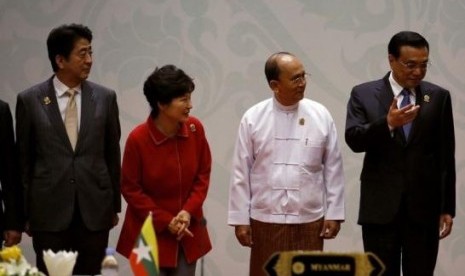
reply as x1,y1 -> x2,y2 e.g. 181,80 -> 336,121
129,212 -> 160,276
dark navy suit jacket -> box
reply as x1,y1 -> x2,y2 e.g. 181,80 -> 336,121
345,73 -> 455,225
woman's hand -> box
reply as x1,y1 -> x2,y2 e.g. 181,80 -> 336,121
168,210 -> 194,240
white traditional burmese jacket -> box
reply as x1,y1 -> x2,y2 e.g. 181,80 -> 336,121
228,97 -> 345,225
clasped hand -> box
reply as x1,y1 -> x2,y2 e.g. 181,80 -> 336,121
168,210 -> 194,240
387,97 -> 420,128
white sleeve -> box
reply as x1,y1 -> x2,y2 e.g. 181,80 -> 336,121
322,117 -> 345,220
228,116 -> 254,225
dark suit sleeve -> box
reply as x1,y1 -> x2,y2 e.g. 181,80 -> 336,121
439,91 -> 455,217
0,101 -> 24,230
105,92 -> 121,213
345,87 -> 393,153
15,94 -> 33,219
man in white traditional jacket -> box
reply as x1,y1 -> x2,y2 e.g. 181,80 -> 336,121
228,52 -> 345,276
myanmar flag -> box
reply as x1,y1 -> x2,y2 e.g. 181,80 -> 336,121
129,213 -> 160,276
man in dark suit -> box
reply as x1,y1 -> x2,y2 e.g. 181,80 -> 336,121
345,31 -> 455,276
15,24 -> 121,275
0,99 -> 23,247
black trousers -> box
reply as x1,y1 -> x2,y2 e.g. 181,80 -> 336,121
32,208 -> 109,275
362,210 -> 439,276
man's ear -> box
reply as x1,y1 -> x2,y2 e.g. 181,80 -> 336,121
388,54 -> 395,64
270,80 -> 279,93
55,55 -> 65,70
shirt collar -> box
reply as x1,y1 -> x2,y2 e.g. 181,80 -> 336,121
146,116 -> 189,145
273,96 -> 299,112
388,72 -> 416,97
53,75 -> 82,97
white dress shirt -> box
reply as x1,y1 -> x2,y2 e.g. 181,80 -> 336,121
228,97 -> 345,225
389,72 -> 416,107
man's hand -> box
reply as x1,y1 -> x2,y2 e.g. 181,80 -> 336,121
235,225 -> 253,247
320,220 -> 341,239
439,214 -> 453,239
3,230 -> 22,247
387,97 -> 420,128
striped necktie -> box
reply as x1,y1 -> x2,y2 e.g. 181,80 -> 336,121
64,89 -> 78,150
400,89 -> 412,139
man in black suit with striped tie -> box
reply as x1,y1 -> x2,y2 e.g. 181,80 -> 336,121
345,31 -> 455,276
16,24 -> 121,275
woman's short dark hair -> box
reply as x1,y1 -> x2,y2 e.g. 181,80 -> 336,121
388,31 -> 429,58
143,65 -> 195,118
47,24 -> 93,72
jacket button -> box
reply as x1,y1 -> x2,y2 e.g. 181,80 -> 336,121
70,178 -> 75,184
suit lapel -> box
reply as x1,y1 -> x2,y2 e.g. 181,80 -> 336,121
407,83 -> 427,142
39,78 -> 72,149
376,74 -> 394,114
77,81 -> 95,152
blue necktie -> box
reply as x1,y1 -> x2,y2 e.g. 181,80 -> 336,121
400,89 -> 412,139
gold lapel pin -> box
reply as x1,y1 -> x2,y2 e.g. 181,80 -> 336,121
43,96 -> 51,105
299,118 -> 305,125
190,123 -> 196,132
423,95 -> 430,103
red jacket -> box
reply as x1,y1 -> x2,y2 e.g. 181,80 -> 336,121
117,116 -> 212,268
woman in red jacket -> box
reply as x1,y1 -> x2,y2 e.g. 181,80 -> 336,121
117,65 -> 212,275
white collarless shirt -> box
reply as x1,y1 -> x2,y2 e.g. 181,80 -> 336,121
228,97 -> 345,225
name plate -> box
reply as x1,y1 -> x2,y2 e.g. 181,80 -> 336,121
264,251 -> 385,276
